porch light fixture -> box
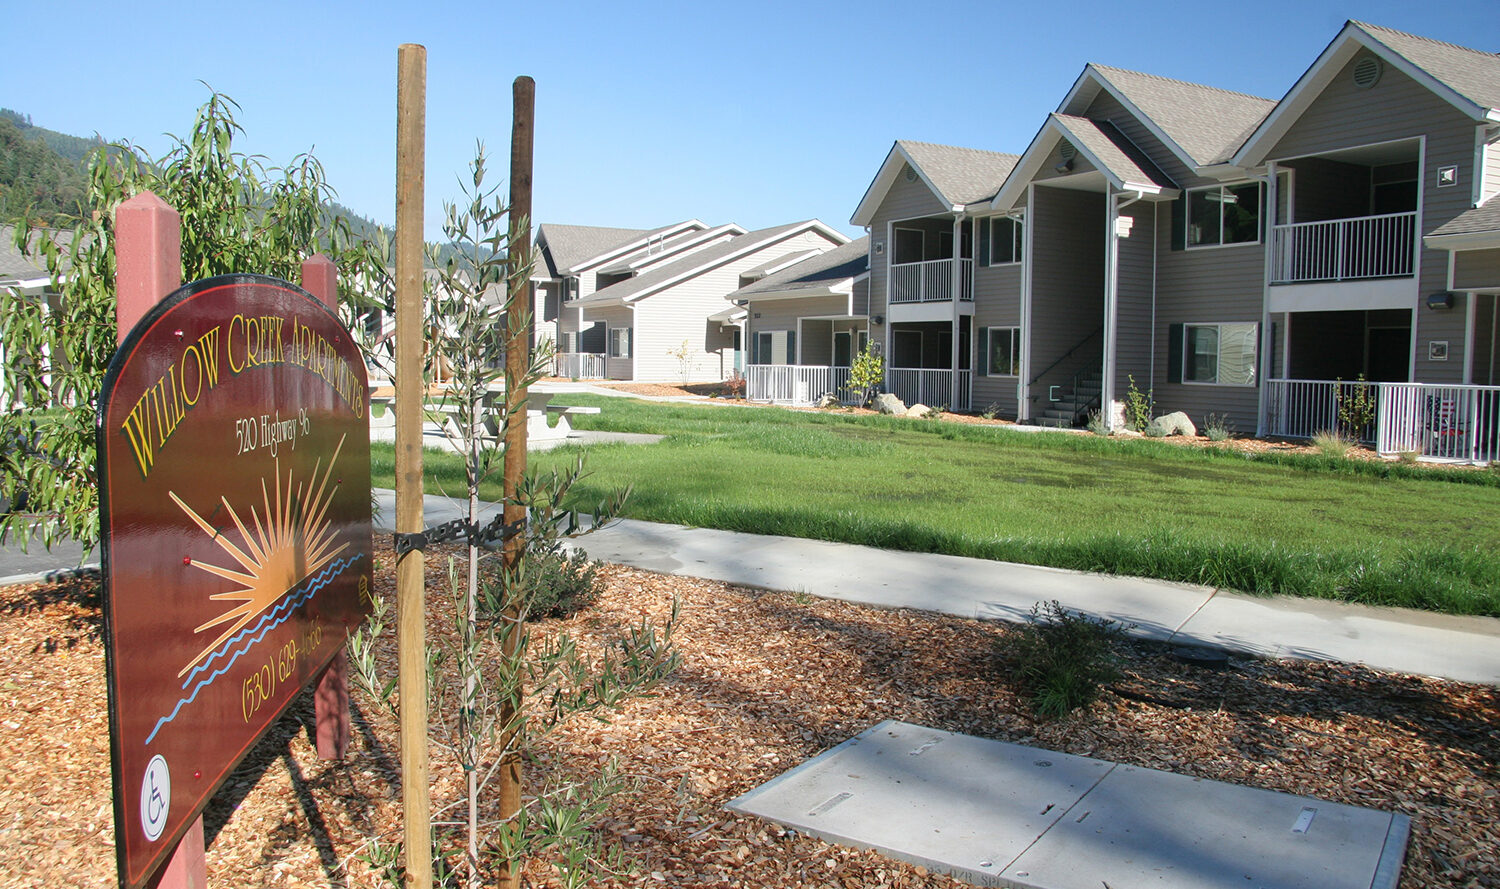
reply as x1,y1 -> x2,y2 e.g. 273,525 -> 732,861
1054,158 -> 1074,175
872,314 -> 884,325
1426,292 -> 1455,310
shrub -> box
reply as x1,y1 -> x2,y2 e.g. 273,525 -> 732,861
1334,375 -> 1376,441
1124,375 -> 1155,433
924,404 -> 947,419
1397,450 -> 1420,465
1005,600 -> 1128,718
844,347 -> 885,407
1203,413 -> 1233,442
1143,423 -> 1167,438
980,402 -> 1000,421
524,548 -> 602,619
1085,410 -> 1108,436
1312,429 -> 1351,459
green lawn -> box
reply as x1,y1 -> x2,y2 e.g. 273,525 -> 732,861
371,395 -> 1500,616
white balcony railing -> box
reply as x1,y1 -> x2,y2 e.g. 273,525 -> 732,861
554,352 -> 606,379
1270,211 -> 1416,284
746,365 -> 855,405
885,367 -> 971,412
1264,379 -> 1499,463
889,258 -> 974,303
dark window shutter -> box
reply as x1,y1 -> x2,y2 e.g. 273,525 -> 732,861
1167,323 -> 1184,383
627,328 -> 634,358
978,218 -> 991,266
977,327 -> 990,376
1265,321 -> 1276,383
786,331 -> 797,364
1170,194 -> 1185,251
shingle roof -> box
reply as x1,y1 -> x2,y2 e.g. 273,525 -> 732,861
1050,115 -> 1176,190
730,237 -> 869,299
592,226 -> 741,274
1427,197 -> 1500,239
535,221 -> 700,277
897,141 -> 1021,206
1088,65 -> 1276,165
0,225 -> 62,284
1352,21 -> 1500,112
574,220 -> 842,307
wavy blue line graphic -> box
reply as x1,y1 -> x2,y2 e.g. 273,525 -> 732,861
145,553 -> 362,746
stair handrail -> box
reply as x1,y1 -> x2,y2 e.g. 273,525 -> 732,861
1029,325 -> 1103,387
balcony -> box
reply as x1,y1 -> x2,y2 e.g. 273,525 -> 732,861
885,367 -> 971,412
1263,379 -> 1499,464
1271,212 -> 1416,285
889,258 -> 974,304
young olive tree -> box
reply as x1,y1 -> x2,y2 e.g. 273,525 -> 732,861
347,147 -> 678,888
844,345 -> 884,407
0,91 -> 385,550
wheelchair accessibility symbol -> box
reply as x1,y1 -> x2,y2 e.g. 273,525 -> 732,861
140,755 -> 171,841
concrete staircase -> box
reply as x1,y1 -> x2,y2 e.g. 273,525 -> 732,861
1034,372 -> 1101,428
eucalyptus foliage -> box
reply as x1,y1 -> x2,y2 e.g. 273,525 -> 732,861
0,91 -> 385,550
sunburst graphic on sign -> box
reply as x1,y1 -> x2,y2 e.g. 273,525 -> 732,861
170,434 -> 349,678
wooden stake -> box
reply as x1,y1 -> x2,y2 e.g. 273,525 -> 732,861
496,74 -> 535,889
394,42 -> 432,889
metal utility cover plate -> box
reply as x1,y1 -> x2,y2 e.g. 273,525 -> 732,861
727,721 -> 1112,886
1003,763 -> 1407,889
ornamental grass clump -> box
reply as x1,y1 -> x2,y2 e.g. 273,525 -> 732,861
1005,600 -> 1129,719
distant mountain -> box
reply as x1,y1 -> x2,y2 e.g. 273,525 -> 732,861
0,109 -> 410,253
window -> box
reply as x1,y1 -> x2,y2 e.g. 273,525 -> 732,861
754,331 -> 794,365
989,218 -> 1023,265
981,327 -> 1021,376
1187,183 -> 1261,247
1182,322 -> 1256,385
608,327 -> 631,359
893,227 -> 926,264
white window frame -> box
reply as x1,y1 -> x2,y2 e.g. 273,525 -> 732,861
985,326 -> 1021,377
1186,182 -> 1262,249
988,217 -> 1024,267
1182,322 -> 1258,386
608,327 -> 631,359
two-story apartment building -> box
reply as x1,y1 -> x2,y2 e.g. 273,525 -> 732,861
743,20 -> 1500,461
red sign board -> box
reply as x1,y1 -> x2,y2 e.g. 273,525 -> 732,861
98,275 -> 373,888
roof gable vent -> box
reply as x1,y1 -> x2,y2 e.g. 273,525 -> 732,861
904,166 -> 918,182
1352,56 -> 1382,89
1058,141 -> 1077,161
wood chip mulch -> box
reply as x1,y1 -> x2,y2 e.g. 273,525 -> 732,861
2,548 -> 1496,888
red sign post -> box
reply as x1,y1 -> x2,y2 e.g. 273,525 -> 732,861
99,265 -> 373,887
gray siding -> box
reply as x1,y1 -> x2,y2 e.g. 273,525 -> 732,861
1473,295 -> 1496,385
868,165 -> 950,353
1028,187 -> 1106,416
1454,247 -> 1500,291
972,262 -> 1023,417
747,294 -> 854,363
1267,50 -> 1482,384
588,304 -> 634,379
1151,201 -> 1263,430
1112,201 -> 1157,397
1081,90 -> 1199,187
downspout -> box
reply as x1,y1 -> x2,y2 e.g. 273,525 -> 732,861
951,213 -> 965,410
1100,188 -> 1139,431
1150,201 -> 1159,393
1256,164 -> 1278,438
1019,184 -> 1035,422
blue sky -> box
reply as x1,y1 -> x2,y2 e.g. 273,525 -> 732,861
7,0 -> 1499,241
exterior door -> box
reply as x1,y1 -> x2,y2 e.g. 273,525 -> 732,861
1366,327 -> 1410,382
833,331 -> 852,367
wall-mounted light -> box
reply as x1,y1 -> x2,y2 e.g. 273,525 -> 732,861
1054,158 -> 1074,175
873,241 -> 885,255
872,314 -> 884,325
1426,292 -> 1455,310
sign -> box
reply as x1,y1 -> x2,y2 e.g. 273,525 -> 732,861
98,274 -> 373,888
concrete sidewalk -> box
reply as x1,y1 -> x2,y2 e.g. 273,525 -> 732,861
367,489 -> 1500,686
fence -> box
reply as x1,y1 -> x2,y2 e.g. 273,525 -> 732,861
554,352 -> 606,379
746,365 -> 855,405
885,368 -> 971,413
1264,379 -> 1500,462
889,259 -> 974,303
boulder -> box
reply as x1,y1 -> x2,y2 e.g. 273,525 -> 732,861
816,393 -> 841,409
905,403 -> 931,418
873,393 -> 905,415
1150,411 -> 1197,437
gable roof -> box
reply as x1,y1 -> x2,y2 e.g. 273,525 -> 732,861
0,225 -> 67,288
1061,64 -> 1276,171
851,141 -> 1020,226
729,237 -> 870,300
593,224 -> 746,275
1235,21 -> 1500,166
574,220 -> 848,307
989,114 -> 1178,212
534,219 -> 708,277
